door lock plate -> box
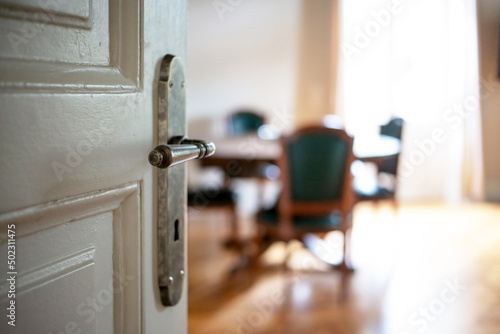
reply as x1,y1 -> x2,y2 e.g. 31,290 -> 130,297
156,55 -> 186,306
153,55 -> 215,306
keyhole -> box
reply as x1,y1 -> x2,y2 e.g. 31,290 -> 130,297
174,219 -> 180,241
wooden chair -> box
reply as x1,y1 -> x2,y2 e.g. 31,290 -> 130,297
258,126 -> 356,268
355,118 -> 404,205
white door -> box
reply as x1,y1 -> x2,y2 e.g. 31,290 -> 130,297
0,0 -> 188,333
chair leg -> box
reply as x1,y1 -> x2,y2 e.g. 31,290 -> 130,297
224,204 -> 242,249
340,229 -> 349,269
283,240 -> 291,272
229,204 -> 239,242
344,228 -> 353,269
338,261 -> 351,302
337,225 -> 355,272
257,178 -> 266,210
337,228 -> 353,302
390,197 -> 399,212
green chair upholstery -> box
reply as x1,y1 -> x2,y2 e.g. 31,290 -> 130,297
379,117 -> 404,176
228,111 -> 265,136
380,117 -> 404,140
289,133 -> 349,201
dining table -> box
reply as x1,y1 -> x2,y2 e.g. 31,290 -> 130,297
201,133 -> 401,172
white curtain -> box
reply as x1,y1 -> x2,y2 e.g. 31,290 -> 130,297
458,0 -> 485,201
338,0 -> 484,202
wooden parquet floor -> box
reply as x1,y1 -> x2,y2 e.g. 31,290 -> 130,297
188,202 -> 500,334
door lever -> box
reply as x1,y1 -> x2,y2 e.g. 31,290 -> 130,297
148,136 -> 216,169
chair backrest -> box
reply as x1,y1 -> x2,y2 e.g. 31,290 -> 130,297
380,117 -> 404,139
228,111 -> 264,136
278,126 -> 355,217
379,118 -> 404,175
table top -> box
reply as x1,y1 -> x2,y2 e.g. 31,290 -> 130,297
212,136 -> 281,160
353,134 -> 401,159
211,134 -> 400,161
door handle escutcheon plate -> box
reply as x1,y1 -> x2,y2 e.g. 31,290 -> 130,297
153,55 -> 215,307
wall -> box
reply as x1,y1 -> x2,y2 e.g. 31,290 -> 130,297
186,0 -> 301,136
477,0 -> 500,202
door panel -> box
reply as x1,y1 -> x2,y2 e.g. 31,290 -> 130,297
0,93 -> 145,211
0,0 -> 105,63
0,0 -> 188,332
0,0 -> 140,91
0,183 -> 141,334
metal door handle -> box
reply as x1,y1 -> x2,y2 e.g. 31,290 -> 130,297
148,136 -> 215,169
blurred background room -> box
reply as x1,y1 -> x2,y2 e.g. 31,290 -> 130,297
185,0 -> 500,333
